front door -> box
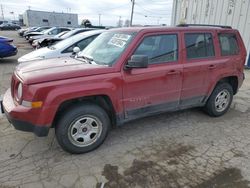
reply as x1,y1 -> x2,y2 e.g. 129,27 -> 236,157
122,33 -> 183,120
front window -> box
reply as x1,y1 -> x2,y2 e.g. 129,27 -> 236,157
78,31 -> 135,66
133,34 -> 178,64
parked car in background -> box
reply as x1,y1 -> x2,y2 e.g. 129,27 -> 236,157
32,30 -> 69,48
0,20 -> 8,25
23,26 -> 51,38
34,28 -> 97,48
28,27 -> 72,43
0,36 -> 17,58
18,30 -> 104,63
18,27 -> 37,37
0,23 -> 21,30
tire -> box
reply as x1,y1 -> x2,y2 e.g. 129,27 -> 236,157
204,82 -> 233,117
55,103 -> 111,154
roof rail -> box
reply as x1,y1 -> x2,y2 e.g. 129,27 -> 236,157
177,24 -> 232,29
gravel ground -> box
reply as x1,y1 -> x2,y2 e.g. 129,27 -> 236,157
0,31 -> 250,188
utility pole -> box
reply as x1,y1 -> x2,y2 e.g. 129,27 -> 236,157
129,0 -> 135,27
118,16 -> 122,27
1,4 -> 4,20
98,14 -> 101,26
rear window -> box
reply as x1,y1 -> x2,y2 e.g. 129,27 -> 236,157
219,33 -> 239,56
185,33 -> 215,59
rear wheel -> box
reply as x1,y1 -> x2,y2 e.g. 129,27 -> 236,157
204,82 -> 233,117
55,103 -> 111,154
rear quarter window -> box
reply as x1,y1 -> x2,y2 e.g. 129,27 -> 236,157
219,33 -> 239,56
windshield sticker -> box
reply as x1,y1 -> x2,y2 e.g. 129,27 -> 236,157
108,38 -> 127,48
108,34 -> 131,48
113,34 -> 131,41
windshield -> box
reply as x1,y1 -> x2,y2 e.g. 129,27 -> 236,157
55,31 -> 68,38
51,32 -> 88,50
78,31 -> 134,66
60,30 -> 78,39
43,27 -> 55,34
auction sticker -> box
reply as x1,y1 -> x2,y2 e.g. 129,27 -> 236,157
108,34 -> 131,48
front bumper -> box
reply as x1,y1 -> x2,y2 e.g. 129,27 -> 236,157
1,89 -> 50,137
0,48 -> 17,58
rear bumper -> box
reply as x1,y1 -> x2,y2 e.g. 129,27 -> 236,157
1,89 -> 50,137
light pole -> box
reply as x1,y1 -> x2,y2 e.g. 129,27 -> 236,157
157,17 -> 162,25
1,4 -> 4,20
98,14 -> 101,26
10,11 -> 15,21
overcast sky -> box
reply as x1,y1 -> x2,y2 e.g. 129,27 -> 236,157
0,0 -> 173,26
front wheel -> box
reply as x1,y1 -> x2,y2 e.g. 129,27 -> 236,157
55,103 -> 111,154
204,82 -> 233,117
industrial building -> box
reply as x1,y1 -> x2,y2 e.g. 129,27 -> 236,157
171,0 -> 250,67
23,10 -> 78,27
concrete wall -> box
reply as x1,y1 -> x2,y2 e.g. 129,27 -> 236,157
23,10 -> 78,27
171,0 -> 250,67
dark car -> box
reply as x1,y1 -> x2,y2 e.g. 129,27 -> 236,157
0,23 -> 21,30
35,28 -> 96,48
0,36 -> 17,58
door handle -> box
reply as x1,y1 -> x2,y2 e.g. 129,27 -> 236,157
167,70 -> 180,75
208,64 -> 216,69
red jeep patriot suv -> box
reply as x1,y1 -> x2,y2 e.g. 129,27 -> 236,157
1,24 -> 246,154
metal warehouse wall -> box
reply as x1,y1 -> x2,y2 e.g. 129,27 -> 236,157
171,0 -> 250,67
23,10 -> 78,27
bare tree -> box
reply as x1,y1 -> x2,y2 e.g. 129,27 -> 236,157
124,19 -> 130,27
81,19 -> 92,27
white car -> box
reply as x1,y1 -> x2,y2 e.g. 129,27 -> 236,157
18,30 -> 104,63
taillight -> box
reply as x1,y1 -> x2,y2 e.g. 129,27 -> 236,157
11,75 -> 15,98
5,39 -> 14,46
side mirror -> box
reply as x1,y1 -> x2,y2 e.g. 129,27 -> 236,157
125,55 -> 149,69
72,47 -> 80,55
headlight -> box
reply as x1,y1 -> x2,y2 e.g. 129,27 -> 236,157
17,82 -> 23,100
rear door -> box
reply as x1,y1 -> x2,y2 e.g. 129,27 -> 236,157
122,32 -> 183,119
181,31 -> 217,107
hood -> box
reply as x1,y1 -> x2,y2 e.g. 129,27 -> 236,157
32,35 -> 48,40
18,47 -> 53,63
15,57 -> 114,84
28,31 -> 43,35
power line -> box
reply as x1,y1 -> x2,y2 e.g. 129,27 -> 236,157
87,3 -> 130,15
135,2 -> 170,15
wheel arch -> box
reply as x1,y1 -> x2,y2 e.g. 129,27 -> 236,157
208,75 -> 238,98
52,95 -> 116,128
217,76 -> 238,95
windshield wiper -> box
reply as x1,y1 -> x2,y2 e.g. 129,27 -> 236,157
76,54 -> 95,64
48,46 -> 55,50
